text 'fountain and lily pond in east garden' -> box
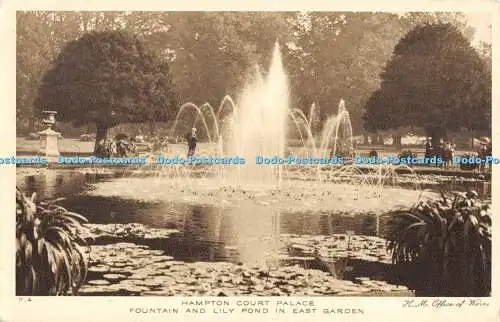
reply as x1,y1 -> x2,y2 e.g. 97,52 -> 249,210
17,43 -> 491,297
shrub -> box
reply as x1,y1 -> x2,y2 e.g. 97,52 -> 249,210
16,187 -> 89,295
79,133 -> 95,142
26,133 -> 40,141
398,150 -> 416,159
386,190 -> 491,296
459,153 -> 480,171
114,133 -> 129,141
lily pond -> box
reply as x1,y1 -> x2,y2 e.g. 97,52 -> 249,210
16,167 -> 490,296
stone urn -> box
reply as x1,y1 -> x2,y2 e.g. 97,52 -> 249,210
38,110 -> 61,157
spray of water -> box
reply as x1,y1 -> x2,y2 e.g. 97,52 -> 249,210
167,42 -> 409,193
228,42 -> 289,185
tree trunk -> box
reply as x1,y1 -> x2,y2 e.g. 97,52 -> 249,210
431,136 -> 440,153
427,128 -> 445,153
94,125 -> 108,154
28,116 -> 35,132
393,135 -> 402,148
471,129 -> 475,151
149,121 -> 155,137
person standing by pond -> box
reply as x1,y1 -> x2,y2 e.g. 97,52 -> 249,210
479,137 -> 492,173
486,138 -> 492,172
438,139 -> 445,169
186,128 -> 198,157
441,140 -> 454,169
424,137 -> 432,159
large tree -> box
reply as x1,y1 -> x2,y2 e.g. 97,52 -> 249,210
363,23 -> 491,147
35,30 -> 178,151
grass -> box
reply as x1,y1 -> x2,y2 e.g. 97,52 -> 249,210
17,137 -> 473,156
17,138 -> 95,154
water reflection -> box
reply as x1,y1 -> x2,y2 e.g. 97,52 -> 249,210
17,170 -> 116,199
17,170 -> 491,266
223,205 -> 281,267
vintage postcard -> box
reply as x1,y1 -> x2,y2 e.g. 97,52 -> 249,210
1,0 -> 498,321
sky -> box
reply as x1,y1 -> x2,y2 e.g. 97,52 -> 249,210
465,12 -> 492,44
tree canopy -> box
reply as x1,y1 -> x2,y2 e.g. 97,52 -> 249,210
19,12 -> 490,138
35,29 -> 178,145
363,23 -> 491,143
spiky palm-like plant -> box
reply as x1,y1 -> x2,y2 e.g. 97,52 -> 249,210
386,190 -> 491,296
16,187 -> 89,295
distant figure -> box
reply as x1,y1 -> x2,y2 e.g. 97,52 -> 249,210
330,140 -> 348,158
95,139 -> 107,156
152,136 -> 161,152
486,138 -> 492,166
438,140 -> 445,169
129,137 -> 138,156
135,135 -> 145,143
186,128 -> 198,157
479,137 -> 491,173
447,141 -> 455,168
115,138 -> 128,157
349,146 -> 356,158
161,136 -> 169,152
424,137 -> 432,159
340,142 -> 348,157
107,139 -> 117,157
442,141 -> 455,169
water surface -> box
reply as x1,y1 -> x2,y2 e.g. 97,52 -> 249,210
16,169 -> 489,265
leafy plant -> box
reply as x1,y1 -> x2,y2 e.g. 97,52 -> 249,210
114,133 -> 129,141
386,190 -> 491,296
16,187 -> 89,295
398,150 -> 416,160
459,153 -> 479,171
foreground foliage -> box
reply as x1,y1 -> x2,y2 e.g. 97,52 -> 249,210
16,188 -> 89,295
386,190 -> 491,296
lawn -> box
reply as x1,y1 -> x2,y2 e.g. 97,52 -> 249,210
16,136 -> 474,163
17,138 -> 95,154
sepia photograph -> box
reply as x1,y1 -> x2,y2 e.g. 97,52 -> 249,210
13,8 -> 493,304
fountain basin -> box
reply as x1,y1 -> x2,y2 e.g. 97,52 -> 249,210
82,176 -> 434,214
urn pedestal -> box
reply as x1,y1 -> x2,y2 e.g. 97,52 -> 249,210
37,111 -> 61,157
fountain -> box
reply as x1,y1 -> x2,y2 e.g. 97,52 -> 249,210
227,42 -> 289,185
170,42 -> 290,187
317,99 -> 354,158
163,41 -> 420,194
308,102 -> 319,133
38,110 -> 61,157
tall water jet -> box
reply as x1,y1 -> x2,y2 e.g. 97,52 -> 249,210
308,102 -> 321,137
228,42 -> 290,185
332,99 -> 353,157
319,99 -> 354,158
